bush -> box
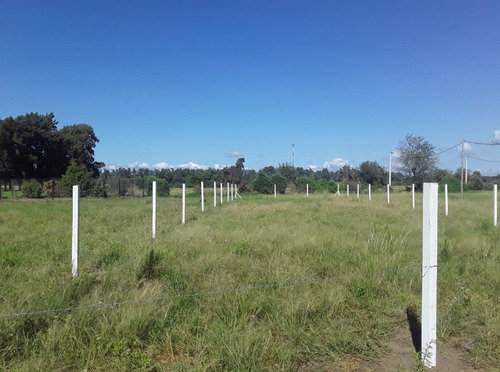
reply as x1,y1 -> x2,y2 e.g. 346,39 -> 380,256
439,175 -> 463,193
147,178 -> 170,197
295,177 -> 316,193
251,172 -> 273,194
271,174 -> 288,194
60,164 -> 96,197
22,180 -> 43,198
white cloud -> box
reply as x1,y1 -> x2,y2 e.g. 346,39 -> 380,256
495,130 -> 500,141
177,161 -> 208,170
105,163 -> 119,170
308,164 -> 318,170
127,161 -> 150,169
226,150 -> 243,158
323,158 -> 351,170
152,162 -> 169,169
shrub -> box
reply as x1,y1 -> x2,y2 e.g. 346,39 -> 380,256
21,180 -> 43,198
295,177 -> 316,193
147,178 -> 170,197
439,175 -> 463,193
251,172 -> 273,194
60,163 -> 96,197
271,174 -> 288,194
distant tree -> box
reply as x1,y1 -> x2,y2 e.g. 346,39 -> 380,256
262,165 -> 276,176
397,134 -> 436,191
277,163 -> 297,184
59,124 -> 102,177
295,177 -> 316,193
60,163 -> 95,197
358,161 -> 386,185
251,172 -> 273,194
271,174 -> 287,194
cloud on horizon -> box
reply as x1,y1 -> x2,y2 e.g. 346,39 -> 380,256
323,158 -> 351,171
226,150 -> 243,158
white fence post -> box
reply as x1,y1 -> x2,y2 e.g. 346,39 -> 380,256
231,184 -> 234,200
347,184 -> 349,197
412,183 -> 415,209
357,183 -> 360,199
445,184 -> 449,216
214,182 -> 217,207
274,184 -> 277,198
387,184 -> 390,204
72,185 -> 80,277
369,184 -> 371,200
152,181 -> 157,239
182,183 -> 186,224
201,181 -> 204,212
422,182 -> 438,368
220,183 -> 223,204
307,184 -> 309,197
494,184 -> 498,227
227,182 -> 230,202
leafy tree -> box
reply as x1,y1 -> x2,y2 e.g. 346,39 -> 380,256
358,161 -> 386,185
60,163 -> 95,197
295,177 -> 316,193
277,163 -> 297,185
59,124 -> 102,177
262,165 -> 276,176
251,172 -> 273,194
271,174 -> 287,194
397,134 -> 436,191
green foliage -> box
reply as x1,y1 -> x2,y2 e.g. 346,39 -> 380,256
0,113 -> 101,181
397,134 -> 436,190
439,175 -> 462,193
21,180 -> 43,198
358,160 -> 386,185
251,171 -> 273,194
146,177 -> 170,197
270,173 -> 287,193
60,163 -> 95,197
295,176 -> 316,192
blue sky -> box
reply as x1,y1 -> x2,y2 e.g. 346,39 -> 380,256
1,1 -> 499,174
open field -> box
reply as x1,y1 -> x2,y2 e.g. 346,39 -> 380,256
0,190 -> 499,371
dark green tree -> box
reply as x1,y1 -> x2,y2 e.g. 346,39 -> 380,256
251,171 -> 273,194
358,161 -> 386,185
271,174 -> 287,194
60,163 -> 95,197
59,124 -> 102,177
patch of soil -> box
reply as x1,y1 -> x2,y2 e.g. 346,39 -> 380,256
300,327 -> 487,372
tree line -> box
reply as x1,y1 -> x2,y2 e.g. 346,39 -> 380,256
1,113 -> 498,198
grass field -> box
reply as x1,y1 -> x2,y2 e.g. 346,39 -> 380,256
0,189 -> 499,371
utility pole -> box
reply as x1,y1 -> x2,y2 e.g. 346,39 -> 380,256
460,138 -> 464,199
389,151 -> 392,186
465,155 -> 468,184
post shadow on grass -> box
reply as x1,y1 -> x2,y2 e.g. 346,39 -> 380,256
406,306 -> 422,353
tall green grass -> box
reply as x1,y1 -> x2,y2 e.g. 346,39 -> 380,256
0,190 -> 498,371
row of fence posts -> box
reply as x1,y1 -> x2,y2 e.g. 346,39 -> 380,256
70,182 -> 498,369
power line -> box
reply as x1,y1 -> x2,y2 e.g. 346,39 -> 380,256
467,155 -> 500,163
